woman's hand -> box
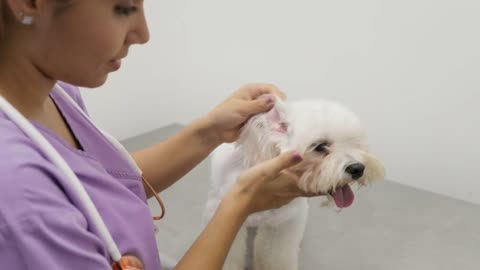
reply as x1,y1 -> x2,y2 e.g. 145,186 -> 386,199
202,83 -> 286,144
221,151 -> 324,217
173,151 -> 324,270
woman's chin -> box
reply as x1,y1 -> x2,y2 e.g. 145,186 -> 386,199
63,74 -> 109,89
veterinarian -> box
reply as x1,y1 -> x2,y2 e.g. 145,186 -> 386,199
0,1 -> 322,270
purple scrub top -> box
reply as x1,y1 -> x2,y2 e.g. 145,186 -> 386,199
0,82 -> 162,269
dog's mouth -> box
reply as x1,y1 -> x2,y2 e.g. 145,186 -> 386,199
328,185 -> 355,208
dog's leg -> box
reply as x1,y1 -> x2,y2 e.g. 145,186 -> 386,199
223,224 -> 248,270
253,200 -> 308,270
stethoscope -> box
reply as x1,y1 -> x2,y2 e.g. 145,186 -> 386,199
0,84 -> 162,270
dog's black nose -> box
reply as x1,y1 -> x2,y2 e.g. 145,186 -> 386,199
345,163 -> 365,180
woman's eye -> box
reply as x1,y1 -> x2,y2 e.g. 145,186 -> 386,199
313,143 -> 330,153
115,5 -> 138,16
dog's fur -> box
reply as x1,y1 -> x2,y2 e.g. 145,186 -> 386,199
204,96 -> 385,270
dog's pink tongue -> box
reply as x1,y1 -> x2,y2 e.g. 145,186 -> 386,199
331,185 -> 355,208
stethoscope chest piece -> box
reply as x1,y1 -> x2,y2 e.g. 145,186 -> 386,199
111,255 -> 144,270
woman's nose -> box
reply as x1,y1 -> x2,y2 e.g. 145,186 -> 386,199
126,12 -> 150,45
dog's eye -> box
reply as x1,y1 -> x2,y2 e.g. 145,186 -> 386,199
313,142 -> 329,153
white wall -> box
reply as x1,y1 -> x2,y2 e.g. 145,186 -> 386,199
82,0 -> 480,205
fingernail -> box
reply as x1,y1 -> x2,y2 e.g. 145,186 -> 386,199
263,95 -> 274,105
292,151 -> 303,162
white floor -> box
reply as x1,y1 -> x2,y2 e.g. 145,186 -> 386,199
122,125 -> 480,270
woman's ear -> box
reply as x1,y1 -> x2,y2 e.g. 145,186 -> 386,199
6,0 -> 45,24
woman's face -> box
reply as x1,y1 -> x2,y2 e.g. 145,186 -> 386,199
25,0 -> 149,87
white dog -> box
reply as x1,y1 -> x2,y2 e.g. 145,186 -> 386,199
204,96 -> 385,270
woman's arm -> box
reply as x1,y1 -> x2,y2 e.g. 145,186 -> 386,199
174,151 -> 307,270
173,195 -> 248,270
132,117 -> 220,197
133,83 -> 285,197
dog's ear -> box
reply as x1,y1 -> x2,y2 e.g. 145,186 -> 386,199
361,153 -> 386,184
265,97 -> 289,134
236,95 -> 290,166
244,94 -> 289,137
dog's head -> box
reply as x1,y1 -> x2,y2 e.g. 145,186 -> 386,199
236,95 -> 385,208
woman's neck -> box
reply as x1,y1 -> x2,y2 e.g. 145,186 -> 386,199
0,45 -> 56,120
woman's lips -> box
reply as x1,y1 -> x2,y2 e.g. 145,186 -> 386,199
109,59 -> 122,71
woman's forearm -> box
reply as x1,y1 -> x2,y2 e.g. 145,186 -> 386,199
174,196 -> 249,270
132,117 -> 221,197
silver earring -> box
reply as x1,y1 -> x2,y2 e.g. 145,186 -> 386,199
18,12 -> 34,25
22,16 -> 34,25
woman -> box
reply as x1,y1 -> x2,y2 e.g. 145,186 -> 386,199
0,1 -> 319,269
